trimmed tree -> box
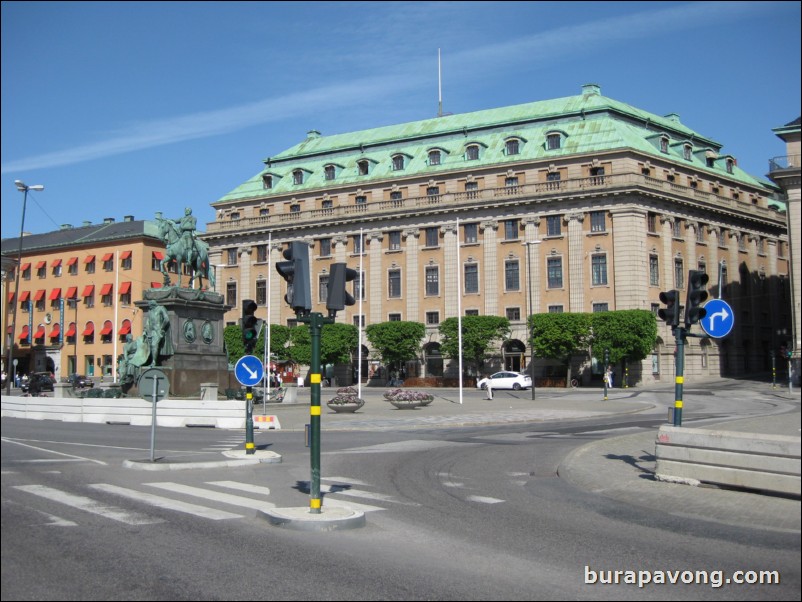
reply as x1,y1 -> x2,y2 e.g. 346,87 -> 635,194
288,322 -> 358,368
439,315 -> 511,376
530,312 -> 593,386
590,310 -> 657,381
365,321 -> 426,370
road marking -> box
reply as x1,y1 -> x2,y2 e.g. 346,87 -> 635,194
145,482 -> 275,509
207,481 -> 271,496
1,438 -> 107,465
90,484 -> 242,520
14,484 -> 162,525
322,476 -> 370,486
466,495 -> 505,504
336,440 -> 481,454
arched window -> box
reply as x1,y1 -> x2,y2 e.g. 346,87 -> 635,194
505,139 -> 520,155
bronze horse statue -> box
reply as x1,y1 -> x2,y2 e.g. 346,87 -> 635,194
156,217 -> 216,290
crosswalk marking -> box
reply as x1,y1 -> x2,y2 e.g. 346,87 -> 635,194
90,484 -> 243,520
145,482 -> 275,510
14,484 -> 163,525
207,481 -> 271,496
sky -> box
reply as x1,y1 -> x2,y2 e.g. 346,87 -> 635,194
2,1 -> 800,240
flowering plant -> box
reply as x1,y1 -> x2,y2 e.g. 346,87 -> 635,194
383,388 -> 434,402
328,386 -> 364,405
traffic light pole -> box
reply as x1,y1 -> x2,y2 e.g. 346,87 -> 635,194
245,387 -> 255,454
673,326 -> 686,427
299,311 -> 334,514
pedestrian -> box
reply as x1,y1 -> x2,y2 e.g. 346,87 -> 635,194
485,374 -> 494,400
606,365 -> 614,388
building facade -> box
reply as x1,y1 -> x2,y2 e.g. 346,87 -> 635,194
2,217 -> 171,383
203,84 -> 792,385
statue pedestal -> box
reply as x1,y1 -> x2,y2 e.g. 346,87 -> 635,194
136,288 -> 231,398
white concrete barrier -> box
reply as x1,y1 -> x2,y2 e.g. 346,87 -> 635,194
655,425 -> 801,496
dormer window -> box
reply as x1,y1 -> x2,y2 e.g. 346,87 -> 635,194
357,160 -> 369,176
293,170 -> 304,185
392,155 -> 405,171
324,165 -> 336,181
262,174 -> 273,189
466,145 -> 480,161
660,136 -> 669,153
546,133 -> 561,150
726,158 -> 734,174
683,144 -> 693,161
428,150 -> 441,166
505,139 -> 520,155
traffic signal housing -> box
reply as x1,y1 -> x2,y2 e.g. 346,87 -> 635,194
241,299 -> 259,353
658,290 -> 680,327
684,270 -> 709,327
326,263 -> 358,317
275,241 -> 311,315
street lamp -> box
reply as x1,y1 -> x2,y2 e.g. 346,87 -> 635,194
522,239 -> 541,400
5,180 -> 44,395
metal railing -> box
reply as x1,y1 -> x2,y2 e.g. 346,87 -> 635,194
769,154 -> 801,172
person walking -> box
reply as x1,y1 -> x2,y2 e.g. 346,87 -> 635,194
485,374 -> 494,400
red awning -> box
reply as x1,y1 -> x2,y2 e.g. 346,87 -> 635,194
102,252 -> 114,261
67,257 -> 78,266
18,326 -> 29,340
7,291 -> 14,303
151,281 -> 162,288
35,261 -> 46,269
100,283 -> 113,295
20,262 -> 31,271
65,323 -> 76,337
19,291 -> 31,302
34,289 -> 46,301
82,285 -> 94,297
82,323 -> 94,336
119,281 -> 132,294
121,250 -> 132,259
100,323 -> 113,335
49,288 -> 62,300
118,321 -> 132,335
49,324 -> 61,339
152,251 -> 164,260
51,258 -> 62,268
84,255 -> 95,264
66,286 -> 78,299
33,326 -> 45,339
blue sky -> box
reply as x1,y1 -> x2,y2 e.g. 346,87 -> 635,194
2,1 -> 800,240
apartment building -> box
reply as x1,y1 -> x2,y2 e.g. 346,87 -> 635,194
204,85 -> 790,384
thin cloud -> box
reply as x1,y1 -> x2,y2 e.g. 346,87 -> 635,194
1,1 -> 778,174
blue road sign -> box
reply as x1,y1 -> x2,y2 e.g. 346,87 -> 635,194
700,298 -> 734,338
235,355 -> 264,387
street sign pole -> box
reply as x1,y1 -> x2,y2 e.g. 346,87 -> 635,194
234,356 -> 264,456
246,387 -> 254,455
673,327 -> 686,427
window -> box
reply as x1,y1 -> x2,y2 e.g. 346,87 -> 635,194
504,259 -> 520,291
319,238 -> 332,257
259,207 -> 269,217
546,133 -> 561,150
353,315 -> 365,328
428,150 -> 441,166
318,275 -> 328,303
465,181 -> 479,199
119,282 -> 131,306
392,155 -> 405,171
293,170 -> 304,185
353,235 -> 363,255
650,256 -> 659,286
660,137 -> 669,153
37,262 -> 46,278
683,145 -> 693,161
548,305 -> 564,313
121,253 -> 132,270
591,254 -> 608,286
290,203 -> 301,213
388,231 -> 401,251
355,195 -> 367,206
102,255 -> 114,271
648,213 -> 657,233
466,145 -> 479,161
101,284 -> 113,307
464,222 -> 478,244
547,257 -> 563,288
697,225 -> 705,243
464,263 -> 479,294
672,220 -> 683,238
506,307 -> 521,321
674,259 -> 684,289
227,248 -> 237,266
425,227 -> 439,248
262,174 -> 273,189
426,311 -> 440,325
505,176 -> 519,193
426,186 -> 440,200
85,257 -> 95,274
355,271 -> 365,301
52,260 -> 62,277
726,158 -> 734,174
68,258 -> 78,276
546,215 -> 562,237
226,282 -> 237,307
465,309 -> 479,316
718,230 -> 726,247
425,266 -> 439,296
590,211 -> 606,233
504,219 -> 519,241
256,245 -> 268,263
255,280 -> 267,306
389,313 -> 401,321
358,160 -> 369,176
388,269 -> 401,298
505,139 -> 520,155
546,171 -> 561,190
324,165 -> 336,180
322,199 -> 333,211
593,303 -> 609,312
590,166 -> 605,184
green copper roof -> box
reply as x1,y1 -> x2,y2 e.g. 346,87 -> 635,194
216,85 -> 768,204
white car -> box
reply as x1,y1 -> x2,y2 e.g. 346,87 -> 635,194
476,371 -> 532,391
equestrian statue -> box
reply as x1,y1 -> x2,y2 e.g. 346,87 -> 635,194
156,208 -> 216,290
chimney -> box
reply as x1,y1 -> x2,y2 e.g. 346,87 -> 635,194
103,217 -> 115,224
582,83 -> 601,96
123,215 -> 134,222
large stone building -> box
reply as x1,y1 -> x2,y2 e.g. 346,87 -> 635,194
1,217 -> 169,382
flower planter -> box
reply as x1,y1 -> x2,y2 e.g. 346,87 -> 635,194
327,399 -> 365,413
388,399 -> 422,410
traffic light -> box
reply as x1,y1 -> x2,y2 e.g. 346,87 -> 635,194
275,241 -> 311,315
241,299 -> 259,353
658,290 -> 680,327
326,263 -> 358,317
684,270 -> 709,327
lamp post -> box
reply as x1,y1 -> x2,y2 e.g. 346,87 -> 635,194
5,180 -> 44,395
522,239 -> 541,400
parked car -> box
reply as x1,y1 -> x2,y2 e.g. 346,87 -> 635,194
67,374 -> 94,389
21,372 -> 56,394
476,371 -> 532,391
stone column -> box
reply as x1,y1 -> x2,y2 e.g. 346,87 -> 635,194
441,223 -> 459,319
659,214 -> 675,291
566,212 -> 585,312
480,220 -> 499,315
610,207 -> 648,310
403,229 -> 421,323
366,231 -> 383,325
